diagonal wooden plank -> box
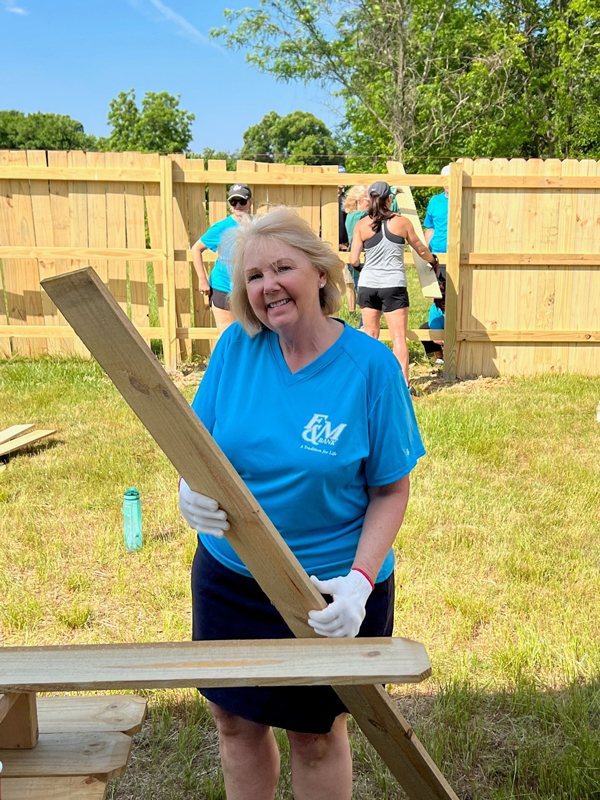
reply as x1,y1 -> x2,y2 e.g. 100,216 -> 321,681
0,425 -> 35,445
41,266 -> 458,800
0,638 -> 431,693
387,161 -> 442,299
0,430 -> 56,458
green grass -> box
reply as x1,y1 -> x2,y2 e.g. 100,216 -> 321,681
1,357 -> 600,799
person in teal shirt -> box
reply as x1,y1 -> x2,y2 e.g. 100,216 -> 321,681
179,207 -> 425,800
191,183 -> 253,334
343,186 -> 369,289
424,165 -> 450,256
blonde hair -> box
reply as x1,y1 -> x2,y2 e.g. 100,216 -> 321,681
226,206 -> 346,337
343,185 -> 368,213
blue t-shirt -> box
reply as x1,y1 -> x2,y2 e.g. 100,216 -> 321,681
424,192 -> 449,253
191,322 -> 426,583
428,304 -> 445,330
200,216 -> 239,293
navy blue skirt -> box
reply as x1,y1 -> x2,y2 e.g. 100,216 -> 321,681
191,539 -> 395,734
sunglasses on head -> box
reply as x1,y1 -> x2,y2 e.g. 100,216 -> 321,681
229,197 -> 248,207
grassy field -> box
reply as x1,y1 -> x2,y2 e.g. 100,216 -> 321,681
1,347 -> 600,798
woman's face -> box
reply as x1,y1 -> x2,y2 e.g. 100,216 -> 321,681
243,239 -> 326,336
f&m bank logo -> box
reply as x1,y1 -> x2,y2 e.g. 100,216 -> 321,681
302,413 -> 347,447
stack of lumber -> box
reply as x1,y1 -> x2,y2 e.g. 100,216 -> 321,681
0,425 -> 56,459
0,694 -> 147,800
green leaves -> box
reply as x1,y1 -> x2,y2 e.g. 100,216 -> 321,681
212,0 -> 600,162
0,110 -> 97,151
240,109 -> 342,165
101,89 -> 195,154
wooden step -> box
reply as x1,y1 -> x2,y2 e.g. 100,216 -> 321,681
37,695 -> 147,736
1,776 -> 107,800
0,637 -> 431,692
0,732 -> 132,780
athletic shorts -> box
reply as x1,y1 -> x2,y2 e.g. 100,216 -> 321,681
191,539 -> 395,734
343,265 -> 355,286
358,286 -> 409,312
208,287 -> 230,311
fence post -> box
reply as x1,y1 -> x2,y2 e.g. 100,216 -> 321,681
159,156 -> 177,368
444,162 -> 463,380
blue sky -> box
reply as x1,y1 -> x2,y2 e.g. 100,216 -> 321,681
0,0 -> 340,152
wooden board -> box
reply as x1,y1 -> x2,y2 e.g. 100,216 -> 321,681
0,638 -> 431,692
2,776 -> 107,800
0,151 -> 45,356
0,425 -> 34,445
41,266 -> 458,800
37,695 -> 147,736
0,430 -> 55,458
171,154 -> 191,359
0,693 -> 38,749
0,732 -> 131,780
387,161 -> 441,299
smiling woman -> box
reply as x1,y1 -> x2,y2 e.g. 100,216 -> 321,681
177,206 -> 426,800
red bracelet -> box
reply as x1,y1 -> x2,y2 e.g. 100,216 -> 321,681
352,567 -> 374,590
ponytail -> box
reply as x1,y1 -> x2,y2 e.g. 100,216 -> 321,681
368,193 -> 394,232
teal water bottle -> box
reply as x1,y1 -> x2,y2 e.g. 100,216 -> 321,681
123,488 -> 143,551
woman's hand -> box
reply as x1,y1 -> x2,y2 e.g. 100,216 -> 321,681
178,478 -> 230,537
307,571 -> 373,638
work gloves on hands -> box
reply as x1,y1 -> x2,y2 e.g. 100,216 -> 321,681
178,478 -> 229,538
308,570 -> 373,638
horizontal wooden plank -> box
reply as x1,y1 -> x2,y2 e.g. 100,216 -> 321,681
382,329 -> 445,342
0,165 -> 445,187
0,326 -> 166,340
0,166 -> 160,182
182,171 -> 447,187
458,330 -> 600,342
37,695 -> 147,737
1,776 -> 107,800
0,732 -> 132,780
176,328 -> 445,342
0,430 -> 56,458
0,638 -> 431,692
462,253 -> 600,266
464,175 -> 600,189
0,426 -> 35,446
0,246 -> 163,261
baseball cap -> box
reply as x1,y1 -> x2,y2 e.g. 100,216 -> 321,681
441,165 -> 451,177
368,181 -> 391,200
228,183 -> 252,201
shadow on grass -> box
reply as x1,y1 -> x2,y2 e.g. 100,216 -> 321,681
107,677 -> 600,800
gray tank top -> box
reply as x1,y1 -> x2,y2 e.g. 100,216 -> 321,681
358,219 -> 406,289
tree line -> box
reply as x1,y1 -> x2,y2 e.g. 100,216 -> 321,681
211,0 -> 600,171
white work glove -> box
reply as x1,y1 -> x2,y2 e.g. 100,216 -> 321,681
178,478 -> 230,538
307,570 -> 373,638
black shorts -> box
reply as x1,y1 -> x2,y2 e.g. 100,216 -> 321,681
358,286 -> 409,312
209,287 -> 230,311
191,540 -> 395,734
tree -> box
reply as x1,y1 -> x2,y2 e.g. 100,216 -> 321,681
212,0 -> 600,163
101,90 -> 195,154
241,110 -> 341,165
0,110 -> 97,150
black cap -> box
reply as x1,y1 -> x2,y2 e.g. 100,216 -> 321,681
368,181 -> 391,200
228,183 -> 252,201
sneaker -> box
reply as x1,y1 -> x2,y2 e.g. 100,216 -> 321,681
434,358 -> 444,365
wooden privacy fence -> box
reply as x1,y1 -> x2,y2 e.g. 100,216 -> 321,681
0,151 -> 598,376
0,150 -> 442,369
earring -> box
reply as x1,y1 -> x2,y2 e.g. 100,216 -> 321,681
319,283 -> 325,288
